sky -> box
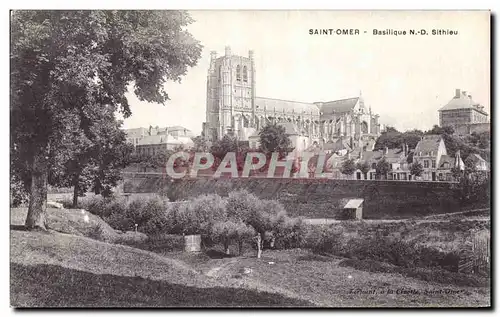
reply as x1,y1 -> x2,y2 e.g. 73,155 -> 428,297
120,10 -> 490,135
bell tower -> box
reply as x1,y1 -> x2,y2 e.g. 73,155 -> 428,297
203,46 -> 256,141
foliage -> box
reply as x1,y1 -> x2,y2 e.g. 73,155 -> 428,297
11,10 -> 202,229
340,158 -> 356,176
409,162 -> 424,177
425,125 -> 490,162
192,136 -> 211,152
210,220 -> 255,255
258,123 -> 293,155
48,108 -> 135,205
76,195 -> 168,233
455,167 -> 490,206
10,174 -> 29,207
355,161 -> 370,177
271,213 -> 309,249
374,129 -> 423,151
375,158 -> 391,179
166,194 -> 227,235
210,135 -> 239,160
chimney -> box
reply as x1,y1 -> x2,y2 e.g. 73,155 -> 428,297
225,46 -> 231,56
210,50 -> 217,60
249,50 -> 254,60
455,89 -> 461,98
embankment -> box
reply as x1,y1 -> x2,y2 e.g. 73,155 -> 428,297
123,174 -> 462,219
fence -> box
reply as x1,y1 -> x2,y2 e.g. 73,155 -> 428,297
459,229 -> 490,276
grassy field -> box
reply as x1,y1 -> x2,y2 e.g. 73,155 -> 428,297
10,208 -> 490,308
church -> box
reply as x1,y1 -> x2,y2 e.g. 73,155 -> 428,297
202,46 -> 382,153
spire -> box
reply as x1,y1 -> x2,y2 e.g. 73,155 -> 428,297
455,150 -> 464,171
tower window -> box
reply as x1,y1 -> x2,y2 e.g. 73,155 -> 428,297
243,66 -> 248,82
236,65 -> 241,81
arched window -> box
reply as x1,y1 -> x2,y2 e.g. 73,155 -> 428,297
236,65 -> 241,81
243,66 -> 248,82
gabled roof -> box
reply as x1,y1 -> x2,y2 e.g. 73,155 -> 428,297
466,153 -> 486,163
359,148 -> 406,164
384,148 -> 406,164
317,97 -> 359,114
344,199 -> 364,209
437,155 -> 455,170
414,135 -> 442,154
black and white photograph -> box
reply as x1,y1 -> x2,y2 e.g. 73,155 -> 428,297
9,9 -> 492,308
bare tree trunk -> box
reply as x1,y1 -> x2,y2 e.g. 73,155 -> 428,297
238,240 -> 243,256
72,173 -> 79,208
25,153 -> 48,230
224,240 -> 230,255
270,236 -> 275,249
256,234 -> 263,259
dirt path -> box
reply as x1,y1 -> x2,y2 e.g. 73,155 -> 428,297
205,258 -> 238,278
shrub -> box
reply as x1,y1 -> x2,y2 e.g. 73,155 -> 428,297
10,177 -> 28,207
272,213 -> 309,249
304,225 -> 344,254
210,220 -> 255,255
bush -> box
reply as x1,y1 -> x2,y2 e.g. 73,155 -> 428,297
272,213 -> 309,249
306,224 -> 464,273
210,220 -> 255,255
10,175 -> 29,207
165,194 -> 228,236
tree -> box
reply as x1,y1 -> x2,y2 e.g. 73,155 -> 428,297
356,161 -> 370,179
375,158 -> 391,179
192,135 -> 211,152
225,190 -> 281,258
210,135 -> 238,160
210,220 -> 255,255
11,11 -> 202,229
48,107 -> 134,206
259,123 -> 292,156
340,158 -> 356,177
409,162 -> 423,178
426,125 -> 455,136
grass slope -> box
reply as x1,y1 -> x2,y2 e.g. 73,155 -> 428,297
10,230 -> 314,307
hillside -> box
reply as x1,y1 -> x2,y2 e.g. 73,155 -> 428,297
10,209 -> 315,307
10,208 -> 490,307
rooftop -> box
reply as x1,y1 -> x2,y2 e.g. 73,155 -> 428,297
344,199 -> 364,209
439,89 -> 488,115
316,97 -> 360,115
414,135 -> 443,154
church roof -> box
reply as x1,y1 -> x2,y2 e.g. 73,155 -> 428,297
255,97 -> 320,115
318,97 -> 359,114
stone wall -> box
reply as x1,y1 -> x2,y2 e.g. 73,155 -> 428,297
123,175 -> 462,219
